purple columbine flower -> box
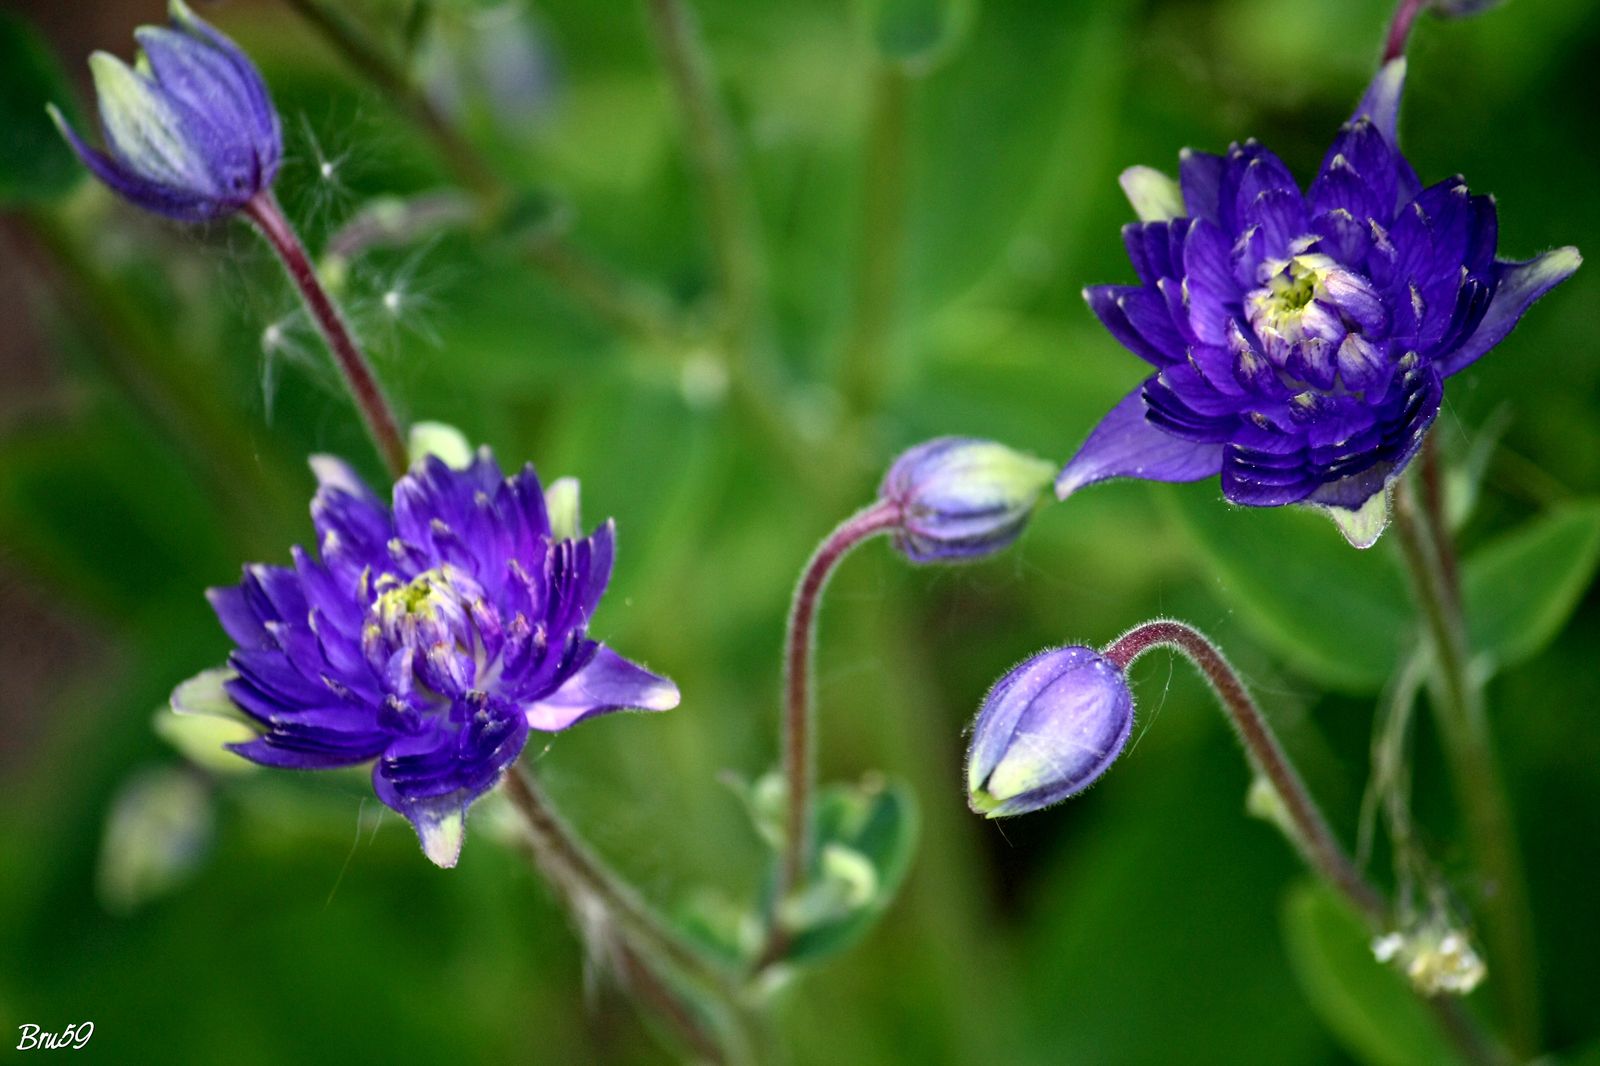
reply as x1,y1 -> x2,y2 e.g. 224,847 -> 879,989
202,450 -> 679,867
879,437 -> 1055,563
967,646 -> 1134,817
1058,60 -> 1580,546
48,0 -> 281,222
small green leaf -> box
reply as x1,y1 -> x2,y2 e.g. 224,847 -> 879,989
780,775 -> 919,966
1280,882 -> 1460,1066
0,11 -> 84,206
1160,485 -> 1412,692
1463,500 -> 1600,670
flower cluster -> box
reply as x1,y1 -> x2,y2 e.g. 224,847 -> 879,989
205,451 -> 678,866
1058,60 -> 1579,544
50,0 -> 281,222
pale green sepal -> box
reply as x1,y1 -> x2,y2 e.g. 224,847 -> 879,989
1320,490 -> 1390,550
1118,165 -> 1185,222
417,807 -> 466,868
158,667 -> 258,774
407,421 -> 474,469
86,51 -> 203,187
544,477 -> 582,541
97,767 -> 214,914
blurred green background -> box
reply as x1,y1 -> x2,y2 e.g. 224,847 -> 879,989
1,0 -> 1598,1062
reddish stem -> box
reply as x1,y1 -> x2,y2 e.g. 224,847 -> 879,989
758,500 -> 902,968
1384,0 -> 1427,62
243,192 -> 409,479
1104,620 -> 1386,924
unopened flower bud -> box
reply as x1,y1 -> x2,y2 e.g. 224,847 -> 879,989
967,646 -> 1134,817
50,0 -> 282,222
879,437 -> 1054,563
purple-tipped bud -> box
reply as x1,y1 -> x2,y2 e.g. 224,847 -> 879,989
966,645 -> 1134,817
48,0 -> 282,222
879,437 -> 1055,563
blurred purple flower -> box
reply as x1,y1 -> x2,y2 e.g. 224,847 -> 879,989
49,0 -> 281,222
202,450 -> 678,867
1059,60 -> 1579,545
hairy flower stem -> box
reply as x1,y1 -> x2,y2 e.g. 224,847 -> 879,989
1102,620 -> 1385,924
1383,0 -> 1428,62
244,192 -> 409,480
643,0 -> 765,358
1102,620 -> 1506,1066
501,766 -> 760,1064
760,501 -> 903,968
1394,470 -> 1541,1057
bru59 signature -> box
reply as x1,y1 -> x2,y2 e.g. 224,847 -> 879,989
17,1023 -> 93,1050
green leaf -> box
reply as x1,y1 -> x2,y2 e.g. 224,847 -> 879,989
0,11 -> 83,206
1280,882 -> 1460,1066
780,775 -> 919,966
1463,500 -> 1600,670
1160,484 -> 1413,692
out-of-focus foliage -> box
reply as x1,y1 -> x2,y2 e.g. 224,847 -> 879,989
1,0 -> 1598,1063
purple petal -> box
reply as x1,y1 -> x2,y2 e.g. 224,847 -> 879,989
1084,285 -> 1184,366
1179,148 -> 1226,224
1437,247 -> 1581,376
522,645 -> 680,731
1055,386 -> 1225,500
1351,59 -> 1406,149
47,106 -> 219,221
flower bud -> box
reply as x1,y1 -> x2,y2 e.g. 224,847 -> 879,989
879,437 -> 1054,563
967,645 -> 1134,817
49,0 -> 282,222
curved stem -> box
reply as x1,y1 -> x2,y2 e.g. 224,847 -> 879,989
1102,620 -> 1506,1066
1394,469 -> 1541,1057
1384,0 -> 1427,62
643,0 -> 764,356
501,765 -> 758,1064
1103,620 -> 1385,924
244,192 -> 409,479
758,500 -> 902,968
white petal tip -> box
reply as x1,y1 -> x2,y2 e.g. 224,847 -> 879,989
418,811 -> 465,868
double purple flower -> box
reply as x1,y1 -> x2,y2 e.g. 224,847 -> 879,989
206,451 -> 678,866
1059,60 -> 1579,544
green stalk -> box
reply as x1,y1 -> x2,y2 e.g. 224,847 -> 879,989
838,62 -> 912,415
642,0 -> 765,358
1392,463 -> 1540,1058
502,765 -> 763,1065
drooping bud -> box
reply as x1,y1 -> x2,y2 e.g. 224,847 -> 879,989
48,0 -> 282,222
966,645 -> 1135,817
879,437 -> 1054,563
